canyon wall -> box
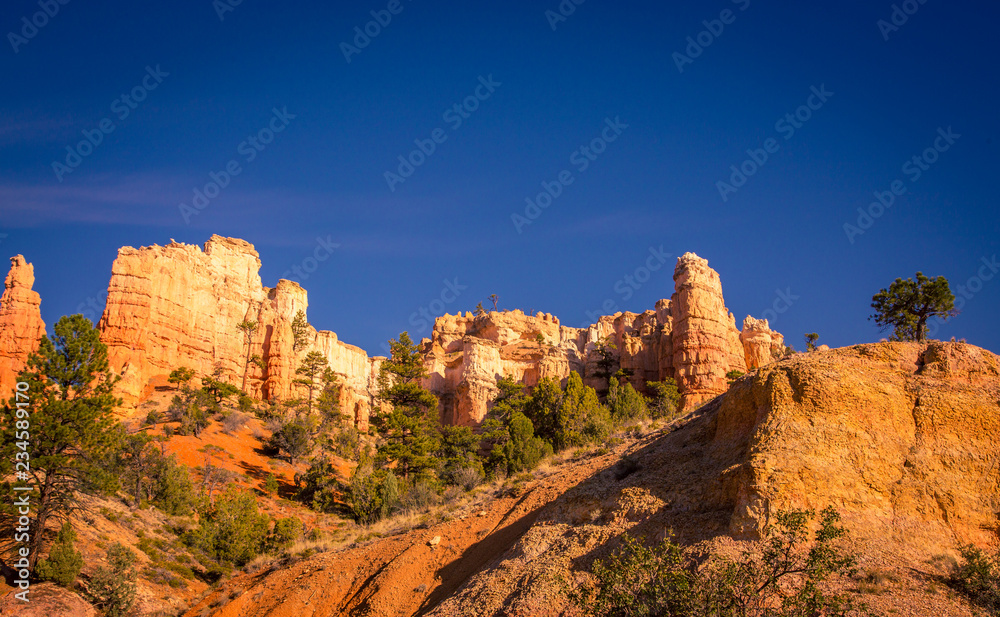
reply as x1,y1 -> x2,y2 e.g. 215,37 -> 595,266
95,236 -> 380,428
0,239 -> 781,427
0,256 -> 46,398
425,252 -> 771,424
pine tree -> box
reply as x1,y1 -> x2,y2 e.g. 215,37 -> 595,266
557,371 -> 610,449
236,319 -> 259,392
374,333 -> 441,480
805,332 -> 820,352
117,431 -> 158,507
608,379 -> 648,422
294,351 -> 329,415
88,543 -> 138,617
291,310 -> 311,351
870,272 -> 956,341
35,521 -> 83,587
646,379 -> 681,419
523,377 -> 563,447
0,315 -> 121,568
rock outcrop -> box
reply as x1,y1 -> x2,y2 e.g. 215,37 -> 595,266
185,341 -> 1000,617
0,582 -> 97,617
0,256 -> 45,398
0,239 -> 780,427
96,236 -> 380,426
424,252 -> 774,423
670,252 -> 747,410
739,315 -> 784,370
718,341 -> 1000,547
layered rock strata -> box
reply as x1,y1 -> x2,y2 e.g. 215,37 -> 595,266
739,316 -> 785,370
0,256 -> 46,398
1,239 -> 779,428
425,252 -> 769,423
95,236 -> 379,427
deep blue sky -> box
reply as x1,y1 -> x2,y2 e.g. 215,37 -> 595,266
2,0 -> 997,356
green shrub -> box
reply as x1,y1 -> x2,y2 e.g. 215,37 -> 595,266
35,522 -> 83,588
401,479 -> 440,512
608,379 -> 648,422
558,372 -> 610,450
346,458 -> 403,524
481,382 -> 553,477
451,465 -> 484,491
151,453 -> 198,515
186,487 -> 270,567
646,379 -> 681,420
949,544 -> 1000,613
87,544 -> 138,617
268,517 -> 304,552
238,393 -> 255,413
331,425 -> 361,460
263,473 -> 280,495
268,421 -> 311,464
726,370 -> 745,385
577,507 -> 864,617
295,458 -> 341,513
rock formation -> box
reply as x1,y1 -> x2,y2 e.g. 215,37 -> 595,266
670,252 -> 747,410
717,341 -> 1000,548
739,315 -> 784,370
186,341 -> 1000,617
96,236 -> 379,427
0,238 -> 779,427
0,256 -> 45,398
425,252 -> 772,423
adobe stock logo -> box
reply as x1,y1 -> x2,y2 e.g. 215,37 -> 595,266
716,84 -> 833,202
512,116 -> 628,233
179,107 -> 296,223
279,236 -> 341,285
383,75 -> 501,192
545,0 -> 586,31
380,278 -> 467,355
51,66 -> 170,182
926,255 -> 998,338
672,0 -> 751,73
341,0 -> 413,64
7,0 -> 72,54
877,0 -> 930,41
843,126 -> 959,244
581,246 -> 672,326
758,287 -> 799,326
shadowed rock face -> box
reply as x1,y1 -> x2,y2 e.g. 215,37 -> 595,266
0,239 -> 776,426
716,341 -> 1000,547
0,255 -> 45,398
183,341 -> 1000,617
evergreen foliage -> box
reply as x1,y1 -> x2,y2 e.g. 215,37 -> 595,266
870,272 -> 956,341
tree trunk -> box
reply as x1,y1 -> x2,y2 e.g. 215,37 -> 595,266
242,340 -> 252,393
29,474 -> 54,569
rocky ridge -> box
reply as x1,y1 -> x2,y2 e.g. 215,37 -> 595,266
0,239 -> 781,425
181,341 -> 1000,617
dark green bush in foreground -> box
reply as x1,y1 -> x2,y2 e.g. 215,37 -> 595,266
578,507 -> 867,617
950,544 -> 1000,614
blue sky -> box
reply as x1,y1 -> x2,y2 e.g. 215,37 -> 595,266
2,0 -> 997,355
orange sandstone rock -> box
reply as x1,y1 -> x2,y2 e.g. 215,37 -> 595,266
739,315 -> 784,370
670,252 -> 747,410
96,236 -> 379,426
0,239 -> 778,429
0,255 -> 46,398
